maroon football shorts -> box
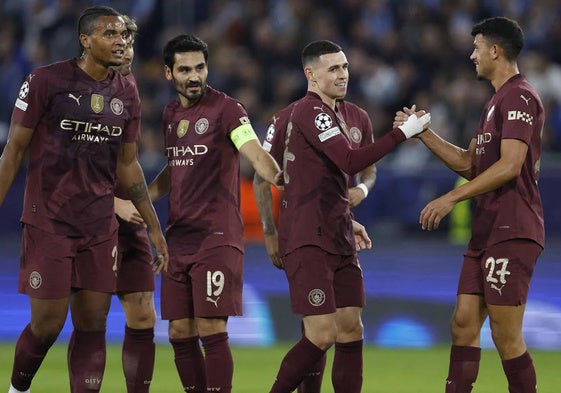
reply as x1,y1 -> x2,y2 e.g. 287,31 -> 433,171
458,238 -> 543,305
160,246 -> 243,320
282,245 -> 365,315
19,224 -> 118,298
115,231 -> 155,293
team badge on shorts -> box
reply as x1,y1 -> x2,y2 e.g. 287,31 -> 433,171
29,271 -> 42,289
308,288 -> 326,306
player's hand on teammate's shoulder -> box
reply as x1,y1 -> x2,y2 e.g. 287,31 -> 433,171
394,104 -> 431,138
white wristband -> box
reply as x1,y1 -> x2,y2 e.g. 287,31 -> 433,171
357,183 -> 369,198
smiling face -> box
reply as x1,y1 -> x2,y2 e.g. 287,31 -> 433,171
470,33 -> 495,81
306,51 -> 349,106
80,15 -> 128,68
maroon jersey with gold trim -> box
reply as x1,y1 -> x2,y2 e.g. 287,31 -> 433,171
278,93 -> 356,257
11,59 -> 141,236
162,86 -> 251,254
470,74 -> 545,249
264,99 -> 374,169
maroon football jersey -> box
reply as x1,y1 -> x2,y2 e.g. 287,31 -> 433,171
162,86 -> 252,254
278,92 -> 404,257
11,59 -> 141,236
469,74 -> 545,249
263,99 -> 374,171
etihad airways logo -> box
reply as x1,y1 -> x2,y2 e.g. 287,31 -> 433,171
60,119 -> 123,144
166,144 -> 209,167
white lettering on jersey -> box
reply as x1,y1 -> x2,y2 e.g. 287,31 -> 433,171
318,127 -> 342,142
15,98 -> 28,111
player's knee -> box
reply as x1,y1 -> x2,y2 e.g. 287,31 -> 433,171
450,315 -> 479,343
168,319 -> 198,339
30,321 -> 63,345
126,307 -> 157,328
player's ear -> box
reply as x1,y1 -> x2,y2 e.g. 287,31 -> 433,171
164,65 -> 172,80
304,67 -> 315,82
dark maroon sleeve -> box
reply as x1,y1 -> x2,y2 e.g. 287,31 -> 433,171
323,128 -> 406,175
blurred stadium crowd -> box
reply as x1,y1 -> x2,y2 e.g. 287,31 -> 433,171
2,0 -> 561,174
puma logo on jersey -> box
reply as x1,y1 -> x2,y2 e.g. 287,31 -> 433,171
206,296 -> 219,307
520,95 -> 531,105
491,283 -> 504,295
68,93 -> 82,105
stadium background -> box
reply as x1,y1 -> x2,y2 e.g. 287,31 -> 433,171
1,0 -> 561,351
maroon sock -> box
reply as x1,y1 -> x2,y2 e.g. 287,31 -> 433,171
297,321 -> 326,393
10,324 -> 53,391
170,336 -> 206,393
502,351 -> 537,393
200,332 -> 233,393
297,352 -> 326,393
445,345 -> 481,393
270,337 -> 327,393
67,330 -> 106,392
331,340 -> 363,393
122,325 -> 155,393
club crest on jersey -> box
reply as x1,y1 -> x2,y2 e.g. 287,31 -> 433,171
110,98 -> 124,115
315,113 -> 333,131
177,120 -> 189,138
91,94 -> 104,113
350,127 -> 362,143
195,118 -> 209,134
486,105 -> 495,122
308,289 -> 326,306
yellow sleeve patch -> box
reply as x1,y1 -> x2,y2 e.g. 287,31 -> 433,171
230,123 -> 258,150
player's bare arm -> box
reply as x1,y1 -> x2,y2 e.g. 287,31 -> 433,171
420,138 -> 528,231
114,196 -> 144,225
348,164 -> 377,208
0,123 -> 34,206
352,219 -> 372,251
147,164 -> 171,202
117,141 -> 169,272
395,105 -> 475,179
239,139 -> 283,188
253,172 -> 282,269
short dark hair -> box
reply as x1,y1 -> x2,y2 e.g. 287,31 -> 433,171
78,6 -> 121,36
471,17 -> 524,61
301,40 -> 343,68
163,34 -> 209,69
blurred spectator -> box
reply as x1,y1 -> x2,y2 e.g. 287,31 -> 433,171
2,0 -> 560,159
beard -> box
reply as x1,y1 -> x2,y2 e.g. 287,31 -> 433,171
177,81 -> 206,104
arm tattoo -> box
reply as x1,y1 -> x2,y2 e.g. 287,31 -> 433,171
255,178 -> 276,236
127,182 -> 149,205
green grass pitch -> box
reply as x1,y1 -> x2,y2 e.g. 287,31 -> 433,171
1,343 -> 560,392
